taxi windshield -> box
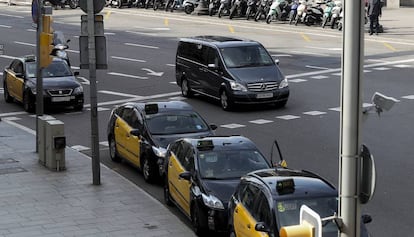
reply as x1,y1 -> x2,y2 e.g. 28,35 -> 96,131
275,197 -> 338,236
26,61 -> 72,78
146,111 -> 209,135
220,45 -> 274,68
197,149 -> 269,179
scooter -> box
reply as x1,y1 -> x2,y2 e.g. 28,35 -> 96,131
245,0 -> 259,20
302,2 -> 323,26
106,0 -> 134,8
208,0 -> 221,15
253,0 -> 271,21
229,0 -> 248,19
329,0 -> 342,29
266,0 -> 290,24
217,0 -> 231,17
294,0 -> 308,25
321,0 -> 335,28
288,0 -> 299,24
52,31 -> 71,67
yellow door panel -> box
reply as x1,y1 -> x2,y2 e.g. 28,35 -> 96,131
14,76 -> 24,102
114,118 -> 128,159
168,154 -> 191,216
126,132 -> 140,167
233,203 -> 267,237
5,71 -> 16,99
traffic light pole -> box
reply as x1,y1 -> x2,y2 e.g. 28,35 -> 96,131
87,0 -> 101,185
36,0 -> 44,153
339,0 -> 365,236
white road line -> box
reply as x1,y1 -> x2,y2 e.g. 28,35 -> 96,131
303,111 -> 327,116
2,119 -> 36,135
306,46 -> 342,51
220,123 -> 246,129
401,95 -> 414,100
111,56 -> 146,63
77,76 -> 90,85
124,43 -> 159,49
249,119 -> 273,124
166,64 -> 175,67
0,55 -> 17,60
107,72 -> 148,80
306,65 -> 331,70
14,41 -> 35,47
26,29 -> 36,32
99,90 -> 144,98
311,75 -> 329,80
276,115 -> 300,120
125,30 -> 158,37
271,54 -> 292,57
71,66 -> 80,70
84,91 -> 182,107
0,13 -> 24,18
0,111 -> 28,117
67,49 -> 80,54
290,51 -> 330,57
104,32 -> 115,35
99,141 -> 109,146
0,25 -> 11,28
71,145 -> 90,151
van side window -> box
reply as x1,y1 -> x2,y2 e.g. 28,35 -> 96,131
206,48 -> 219,68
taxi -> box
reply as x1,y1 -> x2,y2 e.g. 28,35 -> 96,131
228,167 -> 373,237
163,136 -> 271,236
2,55 -> 84,112
106,101 -> 216,183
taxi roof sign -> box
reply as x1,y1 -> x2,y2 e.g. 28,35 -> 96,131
197,140 -> 214,150
145,104 -> 158,115
277,179 -> 295,194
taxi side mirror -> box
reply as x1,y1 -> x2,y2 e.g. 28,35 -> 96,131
74,71 -> 80,76
179,171 -> 192,181
130,129 -> 140,137
255,222 -> 270,233
209,124 -> 218,130
362,214 -> 372,224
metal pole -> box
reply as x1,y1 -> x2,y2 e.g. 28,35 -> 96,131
339,0 -> 365,236
36,0 -> 43,153
87,0 -> 101,185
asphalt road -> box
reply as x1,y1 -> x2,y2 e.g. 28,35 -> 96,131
1,5 -> 414,236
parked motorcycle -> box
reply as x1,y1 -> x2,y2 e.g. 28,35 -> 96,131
183,0 -> 200,13
266,0 -> 291,24
48,0 -> 79,9
253,0 -> 271,21
288,0 -> 299,24
321,0 -> 335,28
106,0 -> 134,8
302,2 -> 323,26
329,0 -> 342,29
294,0 -> 308,25
217,0 -> 232,17
209,0 -> 221,15
245,0 -> 259,20
229,0 -> 248,19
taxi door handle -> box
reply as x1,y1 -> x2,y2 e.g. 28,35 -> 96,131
247,224 -> 251,229
235,208 -> 238,213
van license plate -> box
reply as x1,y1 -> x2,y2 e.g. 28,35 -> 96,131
256,93 -> 273,99
52,96 -> 71,102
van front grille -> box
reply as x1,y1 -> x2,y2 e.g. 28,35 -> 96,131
247,82 -> 279,92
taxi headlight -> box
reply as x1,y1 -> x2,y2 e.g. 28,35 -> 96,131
73,86 -> 83,94
279,78 -> 288,89
202,193 -> 224,210
230,81 -> 247,92
152,146 -> 167,158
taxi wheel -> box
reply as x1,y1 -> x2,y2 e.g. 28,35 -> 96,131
3,82 -> 13,103
163,177 -> 174,206
109,136 -> 122,162
142,156 -> 156,183
191,205 -> 208,236
23,92 -> 34,113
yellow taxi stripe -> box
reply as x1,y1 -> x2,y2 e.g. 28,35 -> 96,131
165,18 -> 169,26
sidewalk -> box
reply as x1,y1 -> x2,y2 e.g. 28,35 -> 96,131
0,119 -> 195,237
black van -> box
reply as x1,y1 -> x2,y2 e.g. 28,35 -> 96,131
175,36 -> 289,110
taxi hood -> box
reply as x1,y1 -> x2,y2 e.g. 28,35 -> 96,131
200,178 -> 241,206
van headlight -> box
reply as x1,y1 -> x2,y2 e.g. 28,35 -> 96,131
73,86 -> 83,94
279,78 -> 288,88
202,193 -> 224,210
230,81 -> 247,92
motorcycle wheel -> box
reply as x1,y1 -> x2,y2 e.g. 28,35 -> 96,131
229,5 -> 237,19
266,14 -> 272,24
289,11 -> 295,24
321,15 -> 328,28
246,6 -> 251,20
209,3 -> 214,16
254,11 -> 261,21
68,0 -> 77,9
117,0 -> 123,8
330,17 -> 337,29
153,0 -> 158,10
218,5 -> 223,18
184,5 -> 194,14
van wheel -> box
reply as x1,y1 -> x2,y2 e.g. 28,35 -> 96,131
181,79 -> 193,97
220,90 -> 233,111
23,92 -> 34,113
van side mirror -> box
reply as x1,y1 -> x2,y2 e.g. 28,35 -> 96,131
209,123 -> 218,130
74,71 -> 80,76
207,63 -> 218,70
275,59 -> 280,65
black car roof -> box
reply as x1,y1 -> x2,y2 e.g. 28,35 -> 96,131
245,168 -> 337,200
180,35 -> 261,48
184,135 -> 259,150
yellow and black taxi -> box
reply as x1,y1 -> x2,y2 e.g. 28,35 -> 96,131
228,167 -> 372,237
2,55 -> 84,112
106,101 -> 217,183
163,136 -> 271,236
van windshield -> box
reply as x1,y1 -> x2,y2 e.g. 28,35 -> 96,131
220,45 -> 274,68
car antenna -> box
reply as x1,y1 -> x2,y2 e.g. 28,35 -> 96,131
270,139 -> 287,168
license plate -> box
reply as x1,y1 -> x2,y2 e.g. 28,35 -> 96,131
52,96 -> 71,102
256,93 -> 273,99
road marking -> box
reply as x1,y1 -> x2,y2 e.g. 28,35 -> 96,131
100,141 -> 109,146
401,95 -> 414,100
289,79 -> 307,83
249,119 -> 273,124
373,67 -> 391,71
124,42 -> 159,49
111,56 -> 146,63
67,49 -> 79,53
26,29 -> 36,32
166,63 -> 175,67
290,50 -> 329,57
77,76 -> 90,85
0,55 -> 17,60
306,46 -> 342,51
306,65 -> 330,70
99,90 -> 144,98
105,11 -> 111,20
303,111 -> 327,116
300,33 -> 311,42
84,91 -> 182,107
0,25 -> 11,28
85,107 -> 111,112
228,25 -> 235,33
71,145 -> 90,151
14,41 -> 35,47
220,123 -> 246,129
0,13 -> 24,18
107,72 -> 148,80
329,107 -> 341,112
0,111 -> 28,117
71,66 -> 80,70
125,31 -> 158,37
104,32 -> 115,35
2,118 -> 35,135
271,54 -> 292,57
383,42 -> 396,51
393,64 -> 412,68
311,75 -> 329,80
142,68 -> 164,77
164,18 -> 169,26
276,115 -> 300,120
